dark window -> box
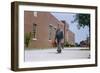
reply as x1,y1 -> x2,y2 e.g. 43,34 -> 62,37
32,24 -> 37,39
49,24 -> 52,40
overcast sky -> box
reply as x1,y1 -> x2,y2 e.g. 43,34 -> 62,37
51,12 -> 89,44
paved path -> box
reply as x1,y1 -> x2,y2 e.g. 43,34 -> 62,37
24,48 -> 90,62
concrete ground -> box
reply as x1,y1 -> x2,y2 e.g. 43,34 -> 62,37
24,47 -> 90,62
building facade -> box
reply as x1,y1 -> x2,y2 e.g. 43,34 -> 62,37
24,11 -> 75,49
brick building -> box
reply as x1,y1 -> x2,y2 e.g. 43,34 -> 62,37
24,11 -> 75,49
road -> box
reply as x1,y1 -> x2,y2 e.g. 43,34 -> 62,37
24,47 -> 90,62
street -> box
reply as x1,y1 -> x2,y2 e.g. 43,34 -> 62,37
24,47 -> 90,62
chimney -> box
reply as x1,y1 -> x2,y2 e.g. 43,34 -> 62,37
61,20 -> 69,29
61,20 -> 66,24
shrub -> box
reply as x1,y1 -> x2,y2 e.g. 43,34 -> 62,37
64,41 -> 75,47
64,41 -> 70,47
24,32 -> 32,47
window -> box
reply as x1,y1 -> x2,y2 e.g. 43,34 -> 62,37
54,27 -> 56,31
33,11 -> 37,17
48,24 -> 57,40
54,27 -> 57,36
49,24 -> 52,40
32,24 -> 37,40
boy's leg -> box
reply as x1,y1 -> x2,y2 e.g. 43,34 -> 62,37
61,43 -> 64,49
57,41 -> 62,53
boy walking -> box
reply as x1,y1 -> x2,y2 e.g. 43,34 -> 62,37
55,28 -> 64,53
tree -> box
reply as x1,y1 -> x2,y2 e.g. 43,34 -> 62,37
72,14 -> 90,29
24,32 -> 32,48
72,14 -> 90,39
75,43 -> 80,47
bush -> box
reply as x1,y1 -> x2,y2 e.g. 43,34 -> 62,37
24,32 -> 32,47
64,41 -> 75,47
64,41 -> 70,47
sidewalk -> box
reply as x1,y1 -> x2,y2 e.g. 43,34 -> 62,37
24,47 -> 90,62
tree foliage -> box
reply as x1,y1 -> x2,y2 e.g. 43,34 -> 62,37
72,14 -> 90,29
24,32 -> 32,48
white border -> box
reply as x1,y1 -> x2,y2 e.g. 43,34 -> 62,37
18,5 -> 96,68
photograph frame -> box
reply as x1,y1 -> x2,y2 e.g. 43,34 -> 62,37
11,1 -> 98,71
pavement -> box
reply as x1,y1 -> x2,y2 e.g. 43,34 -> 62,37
24,47 -> 90,62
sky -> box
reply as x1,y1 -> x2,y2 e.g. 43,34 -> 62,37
51,12 -> 89,44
